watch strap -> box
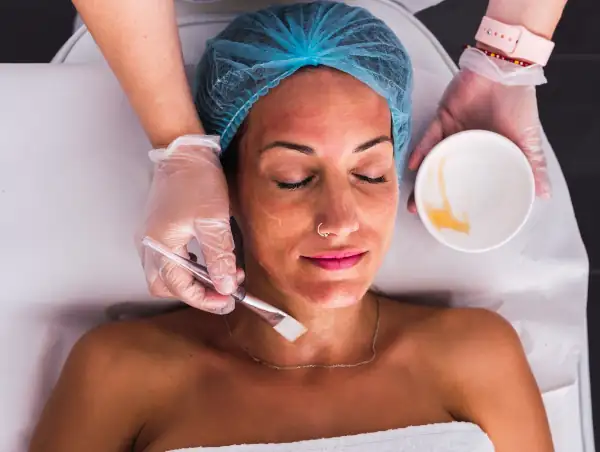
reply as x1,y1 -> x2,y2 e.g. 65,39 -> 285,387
475,16 -> 555,66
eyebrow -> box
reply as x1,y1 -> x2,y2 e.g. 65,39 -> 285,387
259,135 -> 392,155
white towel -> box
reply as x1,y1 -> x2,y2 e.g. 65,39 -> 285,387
168,422 -> 494,451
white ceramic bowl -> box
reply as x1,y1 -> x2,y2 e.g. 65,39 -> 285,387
414,130 -> 535,253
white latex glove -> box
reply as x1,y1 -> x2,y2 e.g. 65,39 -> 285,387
408,47 -> 550,212
139,135 -> 243,314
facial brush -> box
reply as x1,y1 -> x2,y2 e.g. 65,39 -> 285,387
142,237 -> 307,342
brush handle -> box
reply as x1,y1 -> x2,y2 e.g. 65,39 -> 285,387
187,260 -> 248,301
185,259 -> 247,300
142,237 -> 246,300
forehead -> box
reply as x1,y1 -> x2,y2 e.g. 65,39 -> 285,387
245,68 -> 392,150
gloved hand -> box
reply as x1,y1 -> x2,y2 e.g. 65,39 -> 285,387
139,135 -> 243,314
408,47 -> 550,212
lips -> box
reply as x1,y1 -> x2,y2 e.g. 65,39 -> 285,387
302,251 -> 367,271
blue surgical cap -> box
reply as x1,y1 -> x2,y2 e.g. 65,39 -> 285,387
194,1 -> 413,177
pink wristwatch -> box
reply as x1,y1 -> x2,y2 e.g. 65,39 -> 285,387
475,16 -> 555,66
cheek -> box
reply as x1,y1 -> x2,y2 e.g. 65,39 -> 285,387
360,184 -> 399,242
236,173 -> 311,269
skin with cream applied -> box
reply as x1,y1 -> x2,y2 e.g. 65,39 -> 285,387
220,68 -> 398,366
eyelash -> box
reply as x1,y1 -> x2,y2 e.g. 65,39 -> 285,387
276,176 -> 315,190
276,174 -> 387,191
355,174 -> 387,184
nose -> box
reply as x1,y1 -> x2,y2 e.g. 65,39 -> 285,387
316,180 -> 359,238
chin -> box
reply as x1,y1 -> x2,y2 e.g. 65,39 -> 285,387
294,280 -> 370,308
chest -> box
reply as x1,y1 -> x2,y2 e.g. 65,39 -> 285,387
141,363 -> 453,452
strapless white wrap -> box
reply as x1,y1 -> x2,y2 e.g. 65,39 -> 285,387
168,422 -> 494,451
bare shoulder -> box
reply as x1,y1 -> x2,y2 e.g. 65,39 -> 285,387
409,307 -> 544,419
69,307 -> 218,380
381,298 -> 516,340
415,306 -> 523,368
30,309 -> 220,451
53,307 -> 223,417
382,301 -> 525,382
429,306 -> 518,343
410,309 -> 553,450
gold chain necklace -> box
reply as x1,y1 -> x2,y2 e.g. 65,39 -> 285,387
223,298 -> 381,371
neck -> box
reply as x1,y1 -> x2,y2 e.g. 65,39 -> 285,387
226,269 -> 379,368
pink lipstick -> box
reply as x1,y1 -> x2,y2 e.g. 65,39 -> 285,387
303,250 -> 367,271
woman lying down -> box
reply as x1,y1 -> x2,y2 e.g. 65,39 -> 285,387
30,2 -> 553,452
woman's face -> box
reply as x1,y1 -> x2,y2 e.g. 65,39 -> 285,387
232,68 -> 399,308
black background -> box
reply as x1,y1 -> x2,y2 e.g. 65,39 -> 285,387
1,0 -> 598,446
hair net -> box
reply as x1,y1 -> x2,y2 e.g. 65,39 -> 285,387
194,1 -> 413,177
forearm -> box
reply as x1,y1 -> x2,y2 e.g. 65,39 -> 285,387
485,0 -> 568,39
73,0 -> 203,147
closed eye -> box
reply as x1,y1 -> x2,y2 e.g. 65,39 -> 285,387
276,174 -> 387,190
276,175 -> 315,190
354,174 -> 387,184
